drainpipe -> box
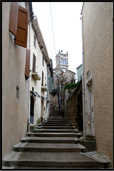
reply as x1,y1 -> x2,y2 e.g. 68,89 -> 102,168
27,22 -> 31,132
80,14 -> 85,139
47,66 -> 49,119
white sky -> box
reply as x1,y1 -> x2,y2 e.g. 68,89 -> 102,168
32,2 -> 83,73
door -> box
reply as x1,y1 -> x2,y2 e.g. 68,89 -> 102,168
30,96 -> 34,124
86,81 -> 94,136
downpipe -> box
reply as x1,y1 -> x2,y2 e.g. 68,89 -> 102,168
80,14 -> 85,139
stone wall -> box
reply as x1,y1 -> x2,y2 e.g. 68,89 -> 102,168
65,80 -> 83,131
49,94 -> 59,114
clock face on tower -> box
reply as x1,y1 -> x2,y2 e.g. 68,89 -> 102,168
62,69 -> 66,73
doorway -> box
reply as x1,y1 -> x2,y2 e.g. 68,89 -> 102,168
30,96 -> 34,124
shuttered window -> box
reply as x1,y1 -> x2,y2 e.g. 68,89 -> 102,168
9,2 -> 18,36
33,53 -> 36,72
25,49 -> 30,79
9,3 -> 28,48
15,5 -> 28,48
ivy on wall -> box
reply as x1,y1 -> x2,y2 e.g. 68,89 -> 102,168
64,83 -> 79,91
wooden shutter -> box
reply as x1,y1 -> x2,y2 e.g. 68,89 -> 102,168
9,2 -> 18,36
25,49 -> 30,79
33,54 -> 36,72
15,5 -> 28,48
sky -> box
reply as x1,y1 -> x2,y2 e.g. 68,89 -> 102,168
32,2 -> 83,73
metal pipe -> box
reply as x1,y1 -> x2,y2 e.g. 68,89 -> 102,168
27,22 -> 31,132
80,14 -> 85,139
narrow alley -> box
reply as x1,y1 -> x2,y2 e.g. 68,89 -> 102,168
2,111 -> 111,169
2,2 -> 113,170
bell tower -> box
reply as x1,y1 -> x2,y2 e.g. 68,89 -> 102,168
55,50 -> 68,69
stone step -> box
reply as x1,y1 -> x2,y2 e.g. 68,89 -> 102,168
3,151 -> 108,168
27,132 -> 82,138
13,142 -> 85,152
21,136 -> 79,143
46,120 -> 68,122
42,123 -> 72,126
45,122 -> 70,125
2,166 -> 107,169
35,126 -> 76,129
32,129 -> 76,133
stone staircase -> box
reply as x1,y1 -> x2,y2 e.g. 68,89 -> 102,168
2,111 -> 111,169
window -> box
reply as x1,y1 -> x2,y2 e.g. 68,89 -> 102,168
45,76 -> 46,86
64,59 -> 66,65
16,86 -> 19,99
61,58 -> 63,64
34,35 -> 36,48
25,49 -> 30,79
33,53 -> 36,72
9,3 -> 28,48
42,71 -> 44,86
42,56 -> 44,66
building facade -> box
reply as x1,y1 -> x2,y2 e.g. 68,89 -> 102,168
28,13 -> 51,126
56,50 -> 68,69
2,2 -> 29,158
50,51 -> 75,113
2,2 -> 52,160
76,64 -> 82,82
81,2 -> 113,163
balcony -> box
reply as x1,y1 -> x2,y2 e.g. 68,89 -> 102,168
41,85 -> 47,91
32,72 -> 41,80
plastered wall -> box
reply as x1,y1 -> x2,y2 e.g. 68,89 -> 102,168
82,2 -> 113,162
29,22 -> 48,124
2,2 -> 28,158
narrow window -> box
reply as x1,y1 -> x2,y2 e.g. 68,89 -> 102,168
64,59 -> 66,65
34,35 -> 36,48
42,71 -> 44,86
61,58 -> 63,64
33,53 -> 36,72
16,86 -> 19,99
42,56 -> 44,66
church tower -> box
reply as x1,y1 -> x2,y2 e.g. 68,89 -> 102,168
55,50 -> 68,69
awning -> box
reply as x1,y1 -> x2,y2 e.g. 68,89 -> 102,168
30,91 -> 41,98
30,91 -> 49,102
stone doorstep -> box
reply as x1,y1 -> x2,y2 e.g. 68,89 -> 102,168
3,151 -> 105,168
81,151 -> 112,168
13,142 -> 85,152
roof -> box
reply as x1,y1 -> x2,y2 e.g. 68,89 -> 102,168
53,67 -> 75,75
31,16 -> 50,66
80,2 -> 84,15
76,64 -> 82,69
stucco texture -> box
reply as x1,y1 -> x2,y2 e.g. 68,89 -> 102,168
2,2 -> 28,158
83,2 -> 113,163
